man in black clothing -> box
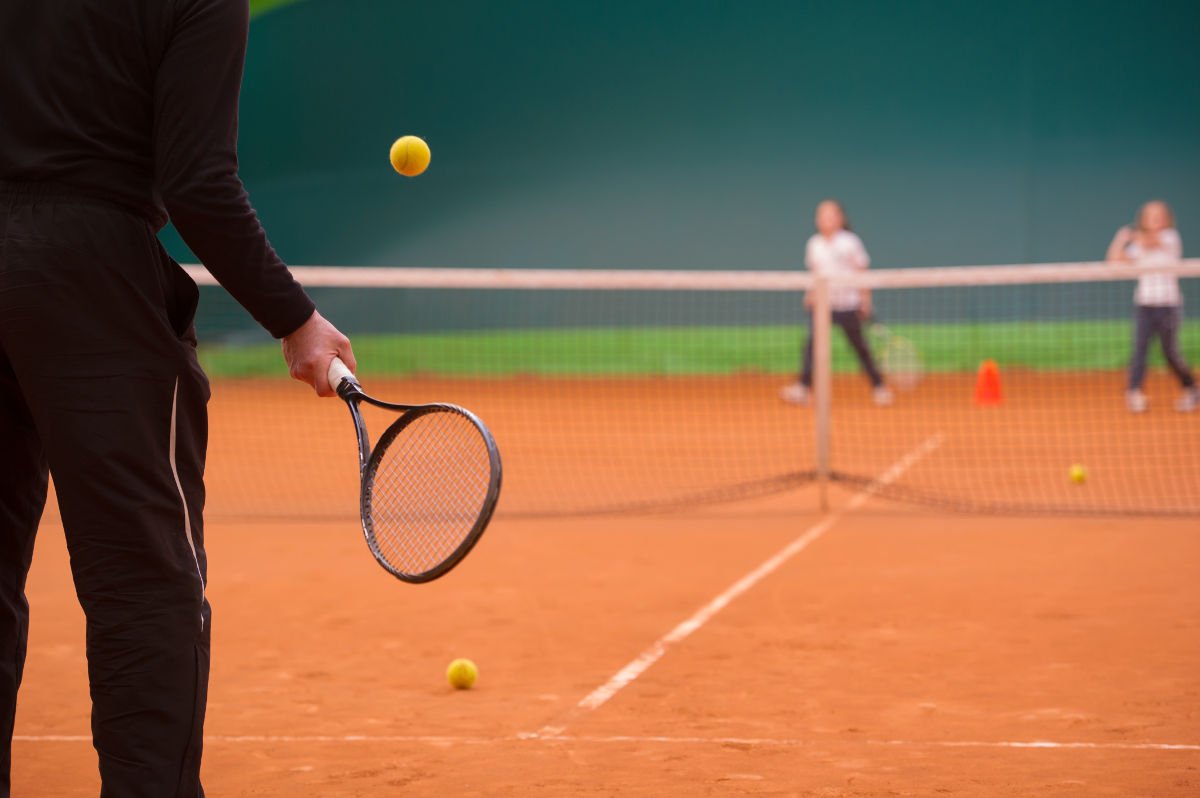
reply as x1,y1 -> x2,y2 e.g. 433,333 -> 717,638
0,2 -> 356,795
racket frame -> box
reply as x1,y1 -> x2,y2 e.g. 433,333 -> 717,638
330,364 -> 502,583
868,319 -> 923,391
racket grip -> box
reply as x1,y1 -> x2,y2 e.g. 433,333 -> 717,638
327,356 -> 359,392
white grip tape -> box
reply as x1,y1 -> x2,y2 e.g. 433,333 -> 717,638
327,356 -> 356,392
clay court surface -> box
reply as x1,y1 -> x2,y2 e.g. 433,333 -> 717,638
14,375 -> 1200,795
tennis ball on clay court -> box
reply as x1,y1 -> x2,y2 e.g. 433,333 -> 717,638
446,658 -> 478,690
1069,464 -> 1087,485
390,135 -> 431,177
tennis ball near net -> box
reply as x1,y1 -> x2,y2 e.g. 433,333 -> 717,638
446,658 -> 478,690
389,135 -> 431,177
1069,464 -> 1087,485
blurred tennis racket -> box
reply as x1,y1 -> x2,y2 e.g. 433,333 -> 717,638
869,320 -> 923,391
327,357 -> 502,583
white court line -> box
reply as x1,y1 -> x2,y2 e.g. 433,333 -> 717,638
869,739 -> 1200,751
556,735 -> 1200,752
14,733 -> 1198,752
538,434 -> 944,736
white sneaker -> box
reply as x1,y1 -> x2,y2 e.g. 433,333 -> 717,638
1176,388 -> 1199,413
780,382 -> 810,405
873,386 -> 894,407
1126,390 -> 1148,413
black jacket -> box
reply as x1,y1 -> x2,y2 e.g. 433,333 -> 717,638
0,0 -> 314,338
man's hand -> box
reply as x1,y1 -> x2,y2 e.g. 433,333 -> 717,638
281,311 -> 356,397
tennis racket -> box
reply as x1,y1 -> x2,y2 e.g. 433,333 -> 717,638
327,357 -> 502,583
869,320 -> 923,391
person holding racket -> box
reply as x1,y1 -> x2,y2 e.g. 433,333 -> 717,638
1107,199 -> 1197,413
781,199 -> 893,407
0,2 -> 354,795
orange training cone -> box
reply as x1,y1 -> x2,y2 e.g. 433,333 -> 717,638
974,359 -> 1003,405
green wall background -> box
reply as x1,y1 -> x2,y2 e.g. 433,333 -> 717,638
173,0 -> 1200,336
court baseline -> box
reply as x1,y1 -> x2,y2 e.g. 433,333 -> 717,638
14,734 -> 1198,752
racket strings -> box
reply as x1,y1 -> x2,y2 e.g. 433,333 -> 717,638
882,338 -> 923,391
872,326 -> 923,391
367,410 -> 493,576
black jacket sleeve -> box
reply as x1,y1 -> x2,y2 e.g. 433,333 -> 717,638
154,0 -> 315,339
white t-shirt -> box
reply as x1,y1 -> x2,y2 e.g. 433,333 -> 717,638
805,230 -> 870,311
1127,228 -> 1183,307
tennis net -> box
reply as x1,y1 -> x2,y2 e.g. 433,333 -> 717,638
188,260 -> 1200,518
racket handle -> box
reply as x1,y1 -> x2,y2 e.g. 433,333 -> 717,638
327,356 -> 359,393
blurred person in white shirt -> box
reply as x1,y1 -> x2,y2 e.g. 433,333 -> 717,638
1106,200 -> 1197,413
781,199 -> 892,406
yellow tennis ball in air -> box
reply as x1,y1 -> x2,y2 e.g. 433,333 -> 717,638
1069,464 -> 1087,485
390,135 -> 431,177
446,658 -> 478,690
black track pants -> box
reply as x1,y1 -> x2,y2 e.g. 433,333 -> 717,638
0,186 -> 210,798
799,309 -> 885,389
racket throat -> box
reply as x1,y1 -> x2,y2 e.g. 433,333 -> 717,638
346,400 -> 372,477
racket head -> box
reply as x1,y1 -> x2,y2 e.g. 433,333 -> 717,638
872,323 -> 923,391
360,404 -> 502,583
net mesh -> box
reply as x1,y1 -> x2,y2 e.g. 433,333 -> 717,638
364,408 -> 493,577
191,262 -> 1200,518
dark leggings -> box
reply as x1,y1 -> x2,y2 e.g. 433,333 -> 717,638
800,310 -> 884,388
1128,305 -> 1196,391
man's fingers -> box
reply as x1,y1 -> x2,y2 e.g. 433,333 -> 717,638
312,358 -> 337,397
279,310 -> 355,397
338,341 -> 357,374
292,357 -> 336,397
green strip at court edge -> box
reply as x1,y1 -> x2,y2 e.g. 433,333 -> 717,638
197,320 -> 1200,378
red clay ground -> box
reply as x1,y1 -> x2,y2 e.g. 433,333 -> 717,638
13,487 -> 1200,795
15,375 -> 1200,795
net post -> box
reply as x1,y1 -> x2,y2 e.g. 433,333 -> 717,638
813,276 -> 832,512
